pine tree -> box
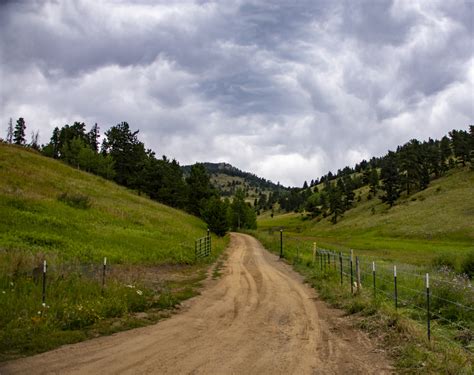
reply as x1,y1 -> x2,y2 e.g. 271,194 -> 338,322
380,152 -> 401,207
450,129 -> 470,166
185,163 -> 216,216
439,136 -> 452,173
368,167 -> 379,195
327,182 -> 344,224
13,117 -> 26,145
87,123 -> 100,152
201,197 -> 229,236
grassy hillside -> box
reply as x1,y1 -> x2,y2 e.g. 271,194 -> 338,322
0,144 -> 228,359
258,167 -> 474,266
0,144 -> 226,264
253,167 -> 474,372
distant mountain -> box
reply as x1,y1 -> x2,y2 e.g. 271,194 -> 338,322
182,162 -> 288,198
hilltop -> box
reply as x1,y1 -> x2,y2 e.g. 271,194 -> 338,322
182,162 -> 288,200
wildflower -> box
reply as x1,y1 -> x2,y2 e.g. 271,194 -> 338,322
136,290 -> 143,296
9,282 -> 14,287
42,302 -> 46,307
37,311 -> 41,315
126,284 -> 135,289
2,291 -> 5,294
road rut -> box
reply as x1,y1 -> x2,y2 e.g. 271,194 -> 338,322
1,233 -> 393,374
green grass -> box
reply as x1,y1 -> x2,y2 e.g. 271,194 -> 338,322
254,172 -> 474,372
0,144 -> 227,264
258,167 -> 474,267
250,230 -> 473,373
0,144 -> 229,360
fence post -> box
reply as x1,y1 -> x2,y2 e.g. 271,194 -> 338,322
394,265 -> 398,309
102,257 -> 107,293
426,273 -> 431,341
42,260 -> 47,304
372,261 -> 376,299
279,229 -> 283,259
350,250 -> 354,294
207,229 -> 211,256
356,256 -> 361,292
334,253 -> 337,271
339,252 -> 343,285
327,252 -> 330,268
312,242 -> 317,265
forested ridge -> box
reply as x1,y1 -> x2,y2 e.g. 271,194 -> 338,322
3,117 -> 473,229
2,119 -> 257,235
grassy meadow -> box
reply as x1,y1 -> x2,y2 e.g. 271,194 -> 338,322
258,167 -> 474,267
0,144 -> 228,360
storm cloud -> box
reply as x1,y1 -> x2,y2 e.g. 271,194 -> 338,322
1,0 -> 473,186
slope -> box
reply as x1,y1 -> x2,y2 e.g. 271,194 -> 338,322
258,166 -> 474,265
0,144 -> 228,359
0,144 -> 226,264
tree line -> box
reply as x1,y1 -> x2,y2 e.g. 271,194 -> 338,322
275,126 -> 474,223
2,118 -> 256,236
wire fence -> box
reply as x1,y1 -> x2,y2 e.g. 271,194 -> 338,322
263,230 -> 473,352
315,246 -> 473,351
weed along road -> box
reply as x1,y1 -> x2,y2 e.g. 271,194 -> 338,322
1,233 -> 392,374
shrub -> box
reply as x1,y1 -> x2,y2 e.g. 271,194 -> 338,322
432,253 -> 456,271
461,251 -> 474,279
57,192 -> 91,209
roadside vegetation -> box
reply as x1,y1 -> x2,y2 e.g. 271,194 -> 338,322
0,144 -> 229,360
251,230 -> 473,373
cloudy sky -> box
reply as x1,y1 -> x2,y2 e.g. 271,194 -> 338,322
1,0 -> 473,186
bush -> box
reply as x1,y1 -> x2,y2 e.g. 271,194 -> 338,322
432,253 -> 456,271
57,192 -> 91,209
461,251 -> 474,278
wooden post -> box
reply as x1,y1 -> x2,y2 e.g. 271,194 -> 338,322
356,256 -> 361,292
350,250 -> 354,294
312,242 -> 317,265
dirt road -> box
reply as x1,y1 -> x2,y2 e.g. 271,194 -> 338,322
1,233 -> 392,374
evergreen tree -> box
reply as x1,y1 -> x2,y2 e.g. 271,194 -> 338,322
368,167 -> 379,195
470,125 -> 474,165
450,129 -> 470,166
342,175 -> 355,209
380,152 -> 401,207
102,122 -> 147,189
230,189 -> 256,230
439,135 -> 452,172
201,197 -> 229,236
13,117 -> 26,145
87,123 -> 100,152
185,163 -> 216,216
328,182 -> 344,224
398,140 -> 421,195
